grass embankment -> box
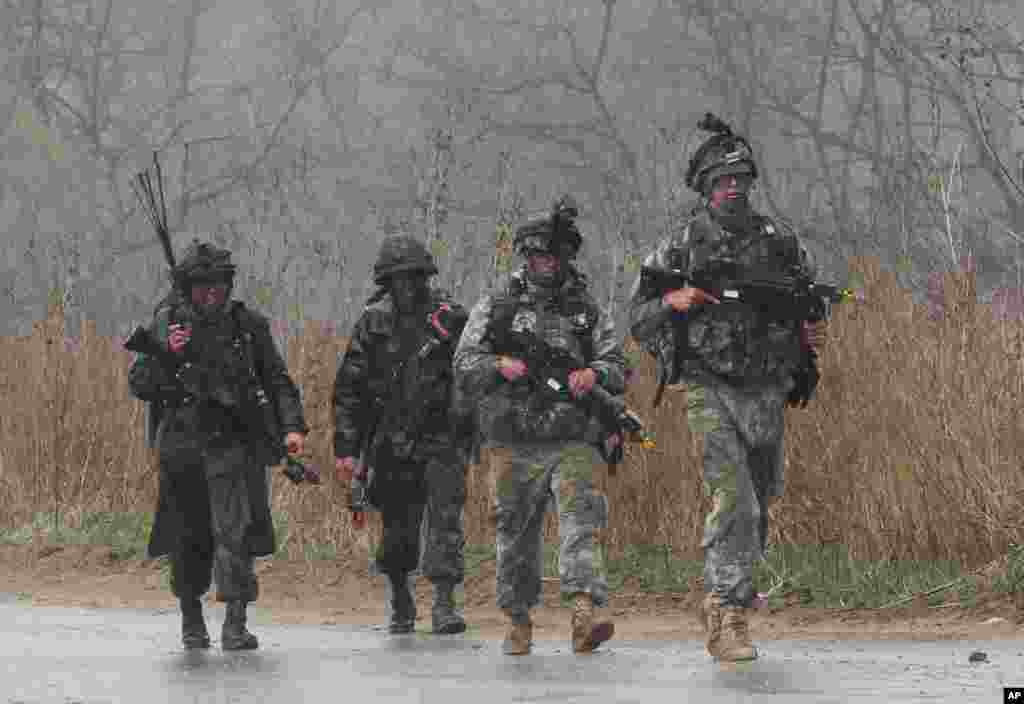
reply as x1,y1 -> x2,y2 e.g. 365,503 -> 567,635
1,256 -> 1022,611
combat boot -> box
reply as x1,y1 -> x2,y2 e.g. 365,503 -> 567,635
718,606 -> 758,662
221,601 -> 259,650
387,571 -> 416,634
570,592 -> 614,654
430,578 -> 466,635
501,611 -> 532,656
180,597 -> 210,650
701,592 -> 723,658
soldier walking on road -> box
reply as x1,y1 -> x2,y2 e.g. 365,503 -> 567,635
332,235 -> 470,635
627,114 -> 828,662
127,239 -> 310,651
452,197 -> 626,656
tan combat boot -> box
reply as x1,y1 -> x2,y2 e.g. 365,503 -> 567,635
701,592 -> 723,658
571,593 -> 614,654
502,612 -> 532,656
719,606 -> 758,662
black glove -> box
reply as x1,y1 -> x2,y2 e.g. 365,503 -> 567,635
786,352 -> 820,408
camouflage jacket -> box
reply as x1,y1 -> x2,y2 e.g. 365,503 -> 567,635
452,266 -> 627,446
127,295 -> 308,455
627,205 -> 816,387
332,288 -> 468,462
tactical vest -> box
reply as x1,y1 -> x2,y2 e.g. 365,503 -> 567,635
487,268 -> 600,366
361,291 -> 464,460
152,300 -> 266,412
679,210 -> 801,278
664,209 -> 805,386
138,296 -> 278,460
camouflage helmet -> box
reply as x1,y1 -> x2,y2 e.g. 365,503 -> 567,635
372,234 -> 439,285
173,238 -> 236,284
512,195 -> 583,259
684,113 -> 759,196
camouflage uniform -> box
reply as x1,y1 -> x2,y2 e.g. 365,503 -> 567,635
627,115 -> 817,661
333,235 -> 469,634
127,240 -> 308,650
453,198 -> 626,654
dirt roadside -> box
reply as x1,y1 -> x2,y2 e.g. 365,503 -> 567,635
2,544 -> 1022,643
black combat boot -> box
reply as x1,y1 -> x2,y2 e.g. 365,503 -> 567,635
221,601 -> 259,650
180,597 -> 210,650
387,571 -> 416,634
431,578 -> 466,635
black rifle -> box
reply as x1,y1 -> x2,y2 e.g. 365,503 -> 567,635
491,329 -> 654,472
636,261 -> 852,407
638,262 -> 853,323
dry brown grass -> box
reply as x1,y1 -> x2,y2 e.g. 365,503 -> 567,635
2,255 -> 1022,569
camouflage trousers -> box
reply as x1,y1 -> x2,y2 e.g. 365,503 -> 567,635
686,381 -> 788,609
490,442 -> 609,618
160,445 -> 261,603
371,446 -> 466,582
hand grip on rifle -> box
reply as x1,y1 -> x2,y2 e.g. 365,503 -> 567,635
338,457 -> 370,529
281,454 -> 320,485
496,356 -> 528,381
124,325 -> 184,370
167,324 -> 191,354
662,287 -> 721,312
280,432 -> 319,485
567,367 -> 597,398
335,456 -> 357,482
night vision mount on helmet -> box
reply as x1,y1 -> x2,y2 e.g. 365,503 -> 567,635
512,195 -> 583,259
684,113 -> 759,196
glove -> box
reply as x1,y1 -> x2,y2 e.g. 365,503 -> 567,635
786,353 -> 820,408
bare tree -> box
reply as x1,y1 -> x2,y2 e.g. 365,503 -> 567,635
680,0 -> 1023,289
380,0 -> 711,330
0,0 -> 381,335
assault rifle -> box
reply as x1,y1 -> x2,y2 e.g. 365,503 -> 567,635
637,261 -> 853,323
636,260 -> 853,408
492,329 -> 655,472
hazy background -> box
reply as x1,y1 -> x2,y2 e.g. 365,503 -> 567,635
2,1 -> 1024,576
0,0 -> 1021,342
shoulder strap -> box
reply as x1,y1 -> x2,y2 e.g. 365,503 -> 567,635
565,274 -> 598,362
231,303 -> 267,387
487,274 -> 526,343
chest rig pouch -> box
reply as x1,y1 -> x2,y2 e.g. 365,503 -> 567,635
154,302 -> 269,450
674,213 -> 804,383
490,272 -> 598,371
486,273 -> 600,442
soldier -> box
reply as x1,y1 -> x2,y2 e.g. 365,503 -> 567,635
452,197 -> 626,656
627,114 -> 827,662
333,235 -> 470,635
127,239 -> 309,651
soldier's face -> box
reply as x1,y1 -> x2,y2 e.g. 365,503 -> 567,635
190,282 -> 229,308
390,272 -> 429,312
526,252 -> 560,276
709,173 -> 753,210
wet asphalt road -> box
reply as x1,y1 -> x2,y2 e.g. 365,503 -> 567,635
1,594 -> 1021,703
